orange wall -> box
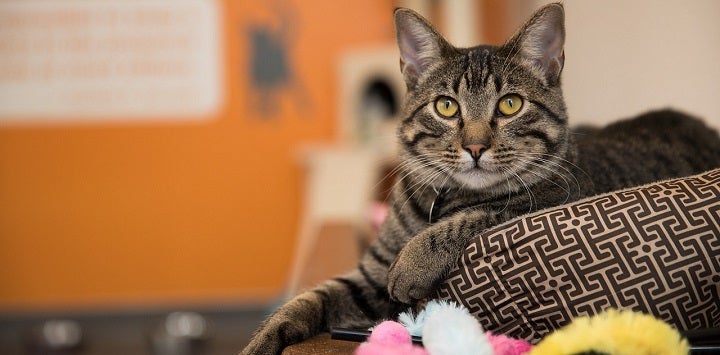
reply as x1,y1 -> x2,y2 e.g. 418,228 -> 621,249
0,0 -> 395,310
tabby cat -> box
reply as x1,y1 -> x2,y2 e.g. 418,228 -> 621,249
242,3 -> 720,354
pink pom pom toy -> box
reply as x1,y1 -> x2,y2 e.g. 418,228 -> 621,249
355,321 -> 428,355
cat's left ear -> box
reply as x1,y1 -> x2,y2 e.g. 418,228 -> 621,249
503,3 -> 565,86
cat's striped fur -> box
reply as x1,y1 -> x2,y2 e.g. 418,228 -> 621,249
241,4 -> 720,354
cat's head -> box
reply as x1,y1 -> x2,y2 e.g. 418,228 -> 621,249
394,3 -> 569,193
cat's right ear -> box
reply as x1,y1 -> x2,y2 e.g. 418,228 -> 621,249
394,8 -> 452,89
502,3 -> 565,86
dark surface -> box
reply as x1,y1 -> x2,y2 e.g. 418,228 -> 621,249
0,306 -> 268,355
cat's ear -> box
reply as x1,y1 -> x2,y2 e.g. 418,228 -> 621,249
503,3 -> 565,85
394,8 -> 453,89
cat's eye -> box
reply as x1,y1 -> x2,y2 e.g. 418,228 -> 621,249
434,96 -> 459,118
497,94 -> 523,116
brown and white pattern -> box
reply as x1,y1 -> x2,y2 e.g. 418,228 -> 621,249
436,169 -> 720,342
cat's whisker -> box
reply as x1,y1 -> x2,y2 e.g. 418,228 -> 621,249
435,160 -> 457,190
524,152 -> 587,175
396,172 -> 437,208
513,155 -> 572,189
390,154 -> 437,186
513,157 -> 573,204
396,157 -> 451,212
498,167 -> 514,213
398,168 -> 447,214
521,152 -> 587,193
374,157 -> 425,198
506,164 -> 536,213
392,165 -> 429,207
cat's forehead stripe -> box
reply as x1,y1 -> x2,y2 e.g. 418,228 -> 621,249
452,56 -> 469,94
459,48 -> 495,93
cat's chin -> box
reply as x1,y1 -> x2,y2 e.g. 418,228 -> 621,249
453,168 -> 506,191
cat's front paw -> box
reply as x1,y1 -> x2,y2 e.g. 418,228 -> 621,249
240,319 -> 304,355
240,329 -> 283,355
387,230 -> 454,304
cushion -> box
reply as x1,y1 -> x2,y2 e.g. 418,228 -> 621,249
436,168 -> 720,342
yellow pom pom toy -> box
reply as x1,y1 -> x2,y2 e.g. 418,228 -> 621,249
530,309 -> 689,355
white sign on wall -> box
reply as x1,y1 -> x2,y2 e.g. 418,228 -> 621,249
0,0 -> 222,124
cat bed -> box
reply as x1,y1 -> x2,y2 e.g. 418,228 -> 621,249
436,168 -> 720,342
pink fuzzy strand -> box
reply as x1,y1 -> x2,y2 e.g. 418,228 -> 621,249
486,332 -> 533,355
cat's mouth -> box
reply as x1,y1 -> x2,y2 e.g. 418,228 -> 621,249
463,165 -> 495,176
464,159 -> 496,173
453,163 -> 505,189
464,165 -> 486,174
471,161 -> 486,170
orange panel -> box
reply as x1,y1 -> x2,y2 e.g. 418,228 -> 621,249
0,0 -> 394,310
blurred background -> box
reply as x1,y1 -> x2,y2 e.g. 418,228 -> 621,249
1,0 -> 718,353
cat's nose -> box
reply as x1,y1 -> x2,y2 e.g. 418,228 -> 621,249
463,144 -> 487,160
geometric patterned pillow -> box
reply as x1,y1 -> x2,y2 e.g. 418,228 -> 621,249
436,168 -> 720,343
